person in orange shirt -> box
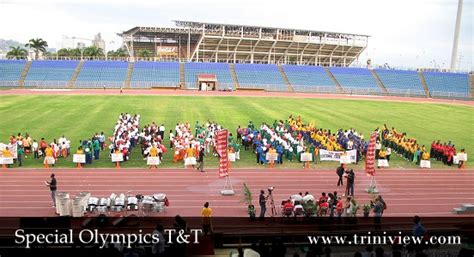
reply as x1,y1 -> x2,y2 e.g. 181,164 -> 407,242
185,144 -> 196,168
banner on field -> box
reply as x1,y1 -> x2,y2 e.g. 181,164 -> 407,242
147,157 -> 161,166
0,142 -> 18,159
216,130 -> 229,178
111,153 -> 124,162
319,149 -> 356,163
73,154 -> 86,163
365,131 -> 378,176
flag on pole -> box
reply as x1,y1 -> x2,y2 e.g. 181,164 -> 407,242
365,131 -> 378,176
216,129 -> 229,178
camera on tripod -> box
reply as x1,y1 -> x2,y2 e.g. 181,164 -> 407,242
267,186 -> 274,193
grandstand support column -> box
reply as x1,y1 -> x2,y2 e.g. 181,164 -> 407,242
370,69 -> 389,95
277,64 -> 293,92
450,0 -> 463,71
69,60 -> 85,88
125,62 -> 135,89
229,63 -> 240,89
418,71 -> 431,98
18,61 -> 32,88
324,67 -> 344,93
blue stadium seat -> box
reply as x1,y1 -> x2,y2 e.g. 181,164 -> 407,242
283,65 -> 337,93
131,61 -> 180,88
375,69 -> 425,95
185,62 -> 233,89
329,67 -> 381,93
25,60 -> 79,87
423,71 -> 470,98
76,61 -> 128,88
234,63 -> 287,91
0,60 -> 26,87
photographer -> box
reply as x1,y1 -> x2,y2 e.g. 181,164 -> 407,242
259,190 -> 266,220
344,169 -> 355,196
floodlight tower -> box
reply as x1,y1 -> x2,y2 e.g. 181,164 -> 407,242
450,0 -> 463,71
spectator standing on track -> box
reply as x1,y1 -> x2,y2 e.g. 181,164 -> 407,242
45,173 -> 57,207
196,147 -> 205,172
345,169 -> 355,196
201,202 -> 213,235
259,190 -> 266,220
336,164 -> 345,187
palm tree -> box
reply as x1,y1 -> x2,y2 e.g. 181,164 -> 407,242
6,46 -> 27,60
70,48 -> 81,58
137,49 -> 152,58
114,48 -> 128,58
83,46 -> 104,58
25,38 -> 48,60
57,48 -> 70,57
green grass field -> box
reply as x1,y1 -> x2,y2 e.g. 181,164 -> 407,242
0,95 -> 472,169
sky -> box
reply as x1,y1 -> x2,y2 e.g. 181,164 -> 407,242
0,0 -> 472,71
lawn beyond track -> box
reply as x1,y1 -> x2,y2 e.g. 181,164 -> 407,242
0,94 -> 472,169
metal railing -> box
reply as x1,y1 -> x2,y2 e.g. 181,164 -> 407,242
430,91 -> 470,99
23,81 -> 69,88
130,81 -> 179,88
74,81 -> 125,88
291,85 -> 338,93
0,81 -> 19,87
385,88 -> 427,97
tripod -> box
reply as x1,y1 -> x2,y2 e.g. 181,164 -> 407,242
267,192 -> 277,218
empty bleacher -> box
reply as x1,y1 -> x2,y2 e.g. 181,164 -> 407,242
130,61 -> 180,88
76,61 -> 128,88
374,69 -> 426,96
184,62 -> 234,90
24,60 -> 79,87
283,65 -> 337,93
234,63 -> 287,91
423,71 -> 470,98
0,60 -> 26,87
329,67 -> 381,94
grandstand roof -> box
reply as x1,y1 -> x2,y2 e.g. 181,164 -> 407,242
120,20 -> 369,66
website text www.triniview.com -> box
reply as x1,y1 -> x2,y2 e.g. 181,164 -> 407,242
308,232 -> 461,246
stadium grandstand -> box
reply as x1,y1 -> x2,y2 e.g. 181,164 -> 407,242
118,20 -> 369,66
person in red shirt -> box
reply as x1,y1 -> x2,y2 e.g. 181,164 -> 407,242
335,197 -> 344,218
319,192 -> 328,203
319,199 -> 329,216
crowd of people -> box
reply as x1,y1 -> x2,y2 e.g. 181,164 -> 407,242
109,113 -> 141,162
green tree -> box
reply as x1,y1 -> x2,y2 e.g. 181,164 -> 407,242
137,49 -> 152,58
114,48 -> 128,57
6,46 -> 27,60
24,38 -> 48,60
57,48 -> 70,57
83,46 -> 104,58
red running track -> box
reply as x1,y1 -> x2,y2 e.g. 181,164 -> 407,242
0,168 -> 473,217
1,88 -> 473,106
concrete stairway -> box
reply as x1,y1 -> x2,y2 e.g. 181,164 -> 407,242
277,64 -> 294,92
124,62 -> 135,89
69,60 -> 84,88
229,63 -> 240,89
453,203 -> 474,214
324,67 -> 344,93
179,62 -> 185,89
18,60 -> 32,87
418,71 -> 431,98
370,69 -> 389,95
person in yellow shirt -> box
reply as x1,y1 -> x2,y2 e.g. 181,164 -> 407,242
185,144 -> 196,168
44,145 -> 55,168
201,202 -> 213,235
76,146 -> 84,154
2,147 -> 12,158
149,145 -> 158,157
268,146 -> 277,167
421,151 -> 430,160
378,149 -> 387,159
